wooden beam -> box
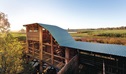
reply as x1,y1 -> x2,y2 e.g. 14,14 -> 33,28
43,51 -> 51,55
103,60 -> 105,74
39,26 -> 43,60
32,41 -> 35,56
43,51 -> 65,59
39,25 -> 43,73
54,55 -> 65,60
32,25 -> 34,32
51,35 -> 54,64
43,43 -> 57,47
26,26 -> 29,54
65,48 -> 70,64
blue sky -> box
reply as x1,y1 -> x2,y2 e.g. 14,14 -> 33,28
0,0 -> 126,31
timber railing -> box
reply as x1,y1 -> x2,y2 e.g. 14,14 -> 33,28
58,55 -> 78,74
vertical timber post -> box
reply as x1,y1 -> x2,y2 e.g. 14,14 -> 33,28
65,48 -> 69,64
26,26 -> 29,54
32,25 -> 34,57
32,42 -> 34,57
39,25 -> 43,73
103,60 -> 105,74
51,35 -> 54,64
26,26 -> 29,63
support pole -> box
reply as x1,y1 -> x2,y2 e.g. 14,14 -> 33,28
103,60 -> 105,74
32,42 -> 35,57
26,26 -> 29,54
65,48 -> 69,64
51,35 -> 54,64
39,26 -> 43,73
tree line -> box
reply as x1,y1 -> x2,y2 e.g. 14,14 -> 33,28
97,26 -> 126,30
68,26 -> 126,33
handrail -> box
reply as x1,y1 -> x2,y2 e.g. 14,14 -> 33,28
58,55 -> 78,74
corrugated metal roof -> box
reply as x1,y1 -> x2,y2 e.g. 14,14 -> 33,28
62,41 -> 126,57
38,23 -> 75,46
33,23 -> 126,57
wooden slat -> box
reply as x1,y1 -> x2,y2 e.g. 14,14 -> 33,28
54,55 -> 65,60
27,35 -> 39,38
27,32 -> 39,34
27,37 -> 39,41
54,59 -> 62,63
34,49 -> 40,52
43,51 -> 65,60
43,43 -> 51,46
45,58 -> 51,62
29,47 -> 33,49
34,56 -> 39,60
27,54 -> 33,57
43,43 -> 57,47
43,51 -> 51,55
34,51 -> 39,55
57,62 -> 65,69
29,50 -> 33,52
27,54 -> 39,60
27,32 -> 39,41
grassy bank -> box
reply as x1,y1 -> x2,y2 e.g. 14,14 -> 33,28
70,29 -> 126,45
10,32 -> 26,41
70,29 -> 126,38
8,30 -> 126,45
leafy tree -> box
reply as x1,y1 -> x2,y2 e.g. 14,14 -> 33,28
0,12 -> 35,74
0,33 -> 23,74
0,12 -> 10,33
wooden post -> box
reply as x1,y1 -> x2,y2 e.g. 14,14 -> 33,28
65,48 -> 69,64
32,42 -> 35,57
39,26 -> 43,73
26,26 -> 29,54
25,26 -> 29,63
116,59 -> 118,73
51,35 -> 54,64
103,60 -> 105,74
